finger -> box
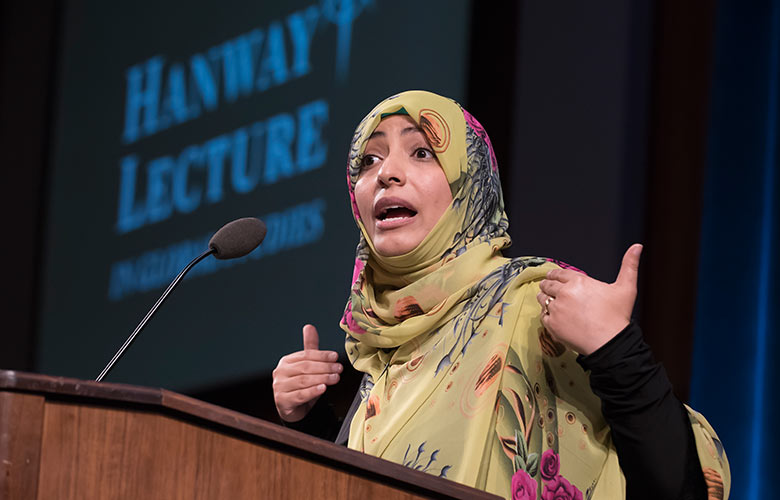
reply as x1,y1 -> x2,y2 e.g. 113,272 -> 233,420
536,291 -> 549,307
284,350 -> 339,363
295,360 -> 343,375
539,279 -> 564,298
276,373 -> 340,393
285,384 -> 327,406
540,309 -> 555,331
615,244 -> 643,287
546,268 -> 578,283
536,292 -> 555,315
302,324 -> 320,351
279,360 -> 343,378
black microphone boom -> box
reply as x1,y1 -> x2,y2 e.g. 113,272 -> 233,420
96,217 -> 267,382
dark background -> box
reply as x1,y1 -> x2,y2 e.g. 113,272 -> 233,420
3,1 -> 777,495
34,0 -> 472,390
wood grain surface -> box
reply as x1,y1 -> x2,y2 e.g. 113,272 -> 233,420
0,370 -> 500,499
36,401 -> 426,499
0,392 -> 45,500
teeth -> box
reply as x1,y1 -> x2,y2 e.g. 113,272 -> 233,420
380,206 -> 404,219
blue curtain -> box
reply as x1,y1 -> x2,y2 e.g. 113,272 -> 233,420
691,0 -> 780,497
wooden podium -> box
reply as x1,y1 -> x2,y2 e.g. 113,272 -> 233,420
0,370 -> 499,499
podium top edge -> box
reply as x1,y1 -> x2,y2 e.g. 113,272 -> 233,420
0,369 -> 163,404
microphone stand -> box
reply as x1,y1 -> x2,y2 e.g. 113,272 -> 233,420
96,248 -> 215,382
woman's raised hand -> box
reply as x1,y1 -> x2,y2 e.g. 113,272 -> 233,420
272,324 -> 343,422
536,244 -> 643,356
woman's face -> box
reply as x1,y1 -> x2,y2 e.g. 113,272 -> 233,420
354,115 -> 453,257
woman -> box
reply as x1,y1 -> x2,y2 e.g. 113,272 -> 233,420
272,91 -> 730,499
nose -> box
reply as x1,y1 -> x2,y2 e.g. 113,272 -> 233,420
376,153 -> 406,187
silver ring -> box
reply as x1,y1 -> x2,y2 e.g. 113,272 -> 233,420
544,296 -> 554,315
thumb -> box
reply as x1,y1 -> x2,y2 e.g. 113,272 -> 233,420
615,244 -> 642,288
302,324 -> 320,351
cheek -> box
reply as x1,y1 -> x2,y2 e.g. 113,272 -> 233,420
422,171 -> 453,221
353,178 -> 373,223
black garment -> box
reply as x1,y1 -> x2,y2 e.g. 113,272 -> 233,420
577,322 -> 707,500
283,323 -> 706,499
282,394 -> 344,442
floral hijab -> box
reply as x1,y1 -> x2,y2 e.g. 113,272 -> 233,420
340,90 -> 512,354
338,91 -> 729,499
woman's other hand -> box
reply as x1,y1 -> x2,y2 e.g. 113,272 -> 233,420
272,324 -> 343,422
536,244 -> 643,355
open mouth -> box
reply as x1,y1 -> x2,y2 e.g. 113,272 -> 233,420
374,197 -> 419,223
377,206 -> 418,221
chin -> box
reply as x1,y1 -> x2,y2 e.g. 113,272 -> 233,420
373,236 -> 420,257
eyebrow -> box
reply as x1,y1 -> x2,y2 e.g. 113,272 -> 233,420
368,126 -> 424,140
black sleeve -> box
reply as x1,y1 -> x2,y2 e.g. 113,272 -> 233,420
280,395 -> 342,442
576,322 -> 708,500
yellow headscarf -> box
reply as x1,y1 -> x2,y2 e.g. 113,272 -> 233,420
339,91 -> 729,499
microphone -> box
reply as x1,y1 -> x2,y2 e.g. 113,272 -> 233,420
209,217 -> 267,259
96,217 -> 267,382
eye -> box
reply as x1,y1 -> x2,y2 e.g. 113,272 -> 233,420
413,147 -> 434,159
360,154 -> 380,169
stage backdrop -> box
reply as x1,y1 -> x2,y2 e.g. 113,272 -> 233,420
37,0 -> 471,391
691,0 -> 780,496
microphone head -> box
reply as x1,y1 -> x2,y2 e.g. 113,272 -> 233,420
208,217 -> 267,260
